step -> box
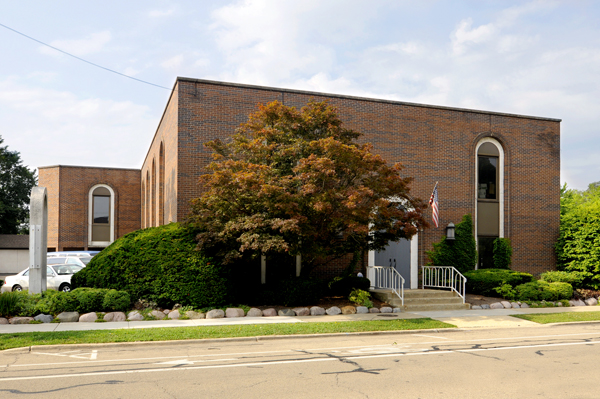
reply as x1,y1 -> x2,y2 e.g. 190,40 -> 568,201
404,297 -> 464,305
370,288 -> 469,311
403,303 -> 471,312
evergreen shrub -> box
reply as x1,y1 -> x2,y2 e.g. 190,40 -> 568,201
464,269 -> 534,296
102,289 -> 131,312
0,292 -> 19,317
427,214 -> 477,273
71,223 -> 229,308
493,238 -> 512,269
514,281 -> 573,301
540,270 -> 585,287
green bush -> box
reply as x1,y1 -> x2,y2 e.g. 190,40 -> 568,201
464,268 -> 534,296
540,270 -> 585,287
514,281 -> 573,301
328,276 -> 371,296
276,278 -> 325,306
102,289 -> 131,312
493,238 -> 512,269
71,223 -> 230,308
0,292 -> 19,317
72,288 -> 109,313
427,214 -> 477,273
348,288 -> 373,307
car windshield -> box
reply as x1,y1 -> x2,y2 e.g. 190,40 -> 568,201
47,257 -> 67,265
52,265 -> 83,275
80,257 -> 93,265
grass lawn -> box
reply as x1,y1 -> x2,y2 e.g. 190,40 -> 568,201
512,311 -> 600,324
0,318 -> 454,351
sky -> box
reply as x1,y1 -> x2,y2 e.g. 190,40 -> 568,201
1,0 -> 599,190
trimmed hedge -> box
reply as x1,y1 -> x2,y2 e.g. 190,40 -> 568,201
514,281 -> 573,301
71,223 -> 229,308
464,268 -> 534,296
540,270 -> 585,287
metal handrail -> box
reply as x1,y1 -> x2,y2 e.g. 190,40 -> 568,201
421,266 -> 467,303
367,265 -> 404,306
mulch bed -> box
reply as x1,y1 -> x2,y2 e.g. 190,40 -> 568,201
253,296 -> 391,312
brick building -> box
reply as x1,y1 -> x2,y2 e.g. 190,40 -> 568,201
39,77 -> 561,283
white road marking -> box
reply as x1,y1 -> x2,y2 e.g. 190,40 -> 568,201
155,358 -> 238,365
32,350 -> 98,360
2,339 -> 600,382
412,334 -> 449,339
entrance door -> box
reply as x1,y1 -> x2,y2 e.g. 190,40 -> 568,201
374,238 -> 411,289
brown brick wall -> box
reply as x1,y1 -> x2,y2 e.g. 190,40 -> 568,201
167,78 -> 560,276
38,166 -> 141,251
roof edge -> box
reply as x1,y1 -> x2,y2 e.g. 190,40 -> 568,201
38,165 -> 141,172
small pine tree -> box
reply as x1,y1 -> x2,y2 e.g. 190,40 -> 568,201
493,238 -> 512,269
426,214 -> 477,273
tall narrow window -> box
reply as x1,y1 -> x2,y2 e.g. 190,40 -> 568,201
159,142 -> 165,225
88,185 -> 115,247
475,139 -> 504,269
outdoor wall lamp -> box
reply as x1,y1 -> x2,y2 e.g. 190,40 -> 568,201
446,222 -> 456,241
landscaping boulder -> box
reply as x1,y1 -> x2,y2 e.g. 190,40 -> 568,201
341,306 -> 356,314
0,317 -> 9,324
278,309 -> 295,317
585,298 -> 598,306
520,303 -> 529,308
246,308 -> 263,317
186,311 -> 206,319
356,306 -> 369,314
79,312 -> 98,323
490,302 -> 504,309
104,312 -> 126,322
369,308 -> 380,313
310,306 -> 325,316
511,302 -> 520,308
9,317 -> 34,324
168,310 -> 180,319
127,311 -> 144,321
501,301 -> 512,309
225,308 -> 245,318
57,312 -> 80,323
569,299 -> 586,307
556,302 -> 564,307
163,309 -> 171,314
206,309 -> 225,319
34,314 -> 54,323
380,307 -> 393,313
150,310 -> 166,320
262,308 -> 277,317
481,304 -> 490,309
393,307 -> 402,313
326,306 -> 341,315
471,305 -> 482,310
293,307 -> 310,316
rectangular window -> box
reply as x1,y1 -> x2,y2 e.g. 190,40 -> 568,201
93,196 -> 110,224
478,156 -> 498,200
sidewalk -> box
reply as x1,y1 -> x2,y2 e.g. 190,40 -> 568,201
2,305 -> 600,334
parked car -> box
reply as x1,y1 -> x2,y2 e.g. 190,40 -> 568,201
47,256 -> 94,267
47,251 -> 100,258
1,264 -> 83,293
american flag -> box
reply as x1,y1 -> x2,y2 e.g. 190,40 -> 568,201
429,183 -> 439,228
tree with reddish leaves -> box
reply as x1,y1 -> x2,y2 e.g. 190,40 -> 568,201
188,100 -> 427,275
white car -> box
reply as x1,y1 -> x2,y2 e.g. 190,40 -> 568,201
47,256 -> 94,267
1,264 -> 83,293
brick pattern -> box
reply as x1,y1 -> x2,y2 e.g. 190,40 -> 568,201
38,166 -> 141,251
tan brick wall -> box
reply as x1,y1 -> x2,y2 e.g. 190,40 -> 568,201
38,167 -> 60,250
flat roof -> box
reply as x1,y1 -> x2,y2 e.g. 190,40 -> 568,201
178,76 -> 562,123
38,165 -> 141,171
0,234 -> 29,249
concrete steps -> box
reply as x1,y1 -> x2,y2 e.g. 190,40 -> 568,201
371,288 -> 470,311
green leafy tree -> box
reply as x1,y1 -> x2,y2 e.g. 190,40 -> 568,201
188,100 -> 427,274
426,214 -> 477,273
555,182 -> 600,289
0,135 -> 37,234
493,237 -> 512,269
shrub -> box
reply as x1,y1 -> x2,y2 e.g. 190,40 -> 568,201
72,288 -> 109,313
540,270 -> 585,287
348,288 -> 373,307
0,292 -> 19,317
464,269 -> 534,296
276,278 -> 325,306
427,214 -> 477,273
514,281 -> 573,301
71,223 -> 230,308
328,276 -> 371,297
493,238 -> 512,269
13,291 -> 40,316
102,289 -> 131,312
493,283 -> 516,300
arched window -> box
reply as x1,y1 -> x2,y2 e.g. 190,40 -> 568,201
159,142 -> 165,225
475,138 -> 504,269
88,184 -> 115,247
152,158 -> 156,227
141,180 -> 146,229
146,171 -> 151,228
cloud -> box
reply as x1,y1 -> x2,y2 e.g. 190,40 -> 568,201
148,9 -> 174,18
161,54 -> 184,70
39,31 -> 112,57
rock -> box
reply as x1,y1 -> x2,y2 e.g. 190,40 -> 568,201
79,312 -> 98,323
173,304 -> 182,310
34,314 -> 54,323
293,307 -> 310,316
341,306 -> 356,314
393,307 -> 403,313
585,298 -> 598,306
278,309 -> 296,317
104,312 -> 126,322
168,310 -> 180,319
246,308 -> 263,317
380,307 -> 393,313
186,311 -> 206,319
9,317 -> 34,324
310,306 -> 325,316
369,308 -> 380,313
520,303 -> 529,308
481,304 -> 490,309
326,306 -> 341,315
263,308 -> 278,317
471,305 -> 482,310
150,310 -> 166,320
569,299 -> 586,307
225,308 -> 245,318
127,311 -> 144,321
57,312 -> 80,322
556,302 -> 564,307
0,317 -> 9,324
206,309 -> 225,319
511,302 -> 520,309
356,306 -> 369,314
163,309 -> 171,314
490,302 -> 504,309
501,301 -> 512,309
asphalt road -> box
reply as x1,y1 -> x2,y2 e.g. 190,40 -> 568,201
1,323 -> 599,398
